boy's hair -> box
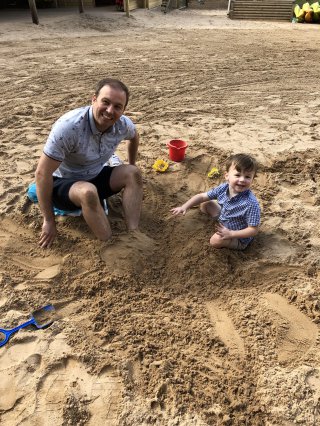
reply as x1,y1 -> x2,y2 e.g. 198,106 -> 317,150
94,78 -> 130,108
225,153 -> 258,176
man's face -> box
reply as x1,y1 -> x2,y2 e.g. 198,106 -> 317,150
92,85 -> 126,132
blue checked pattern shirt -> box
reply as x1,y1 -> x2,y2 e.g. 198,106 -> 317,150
207,182 -> 261,246
43,106 -> 136,180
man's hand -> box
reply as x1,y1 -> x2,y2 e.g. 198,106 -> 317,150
39,219 -> 57,248
216,223 -> 232,240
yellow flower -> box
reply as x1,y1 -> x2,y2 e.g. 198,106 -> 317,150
207,167 -> 220,178
152,159 -> 169,173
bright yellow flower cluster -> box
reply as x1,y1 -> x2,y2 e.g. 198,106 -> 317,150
152,159 -> 169,173
207,167 -> 220,178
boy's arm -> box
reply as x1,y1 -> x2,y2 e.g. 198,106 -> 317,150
216,224 -> 259,240
171,192 -> 210,215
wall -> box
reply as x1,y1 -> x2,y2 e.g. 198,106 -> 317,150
188,0 -> 228,9
147,0 -> 228,9
124,0 -> 145,10
147,0 -> 161,8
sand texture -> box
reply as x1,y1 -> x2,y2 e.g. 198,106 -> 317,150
0,6 -> 320,425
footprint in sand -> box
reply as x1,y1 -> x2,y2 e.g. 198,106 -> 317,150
258,233 -> 298,264
0,335 -> 123,425
0,221 -> 20,251
0,337 -> 48,420
34,358 -> 122,426
206,301 -> 245,361
261,292 -> 318,364
9,255 -> 62,281
0,218 -> 63,284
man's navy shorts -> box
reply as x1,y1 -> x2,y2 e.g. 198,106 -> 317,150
52,166 -> 118,211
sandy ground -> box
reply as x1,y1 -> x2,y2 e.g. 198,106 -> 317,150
1,5 -> 320,425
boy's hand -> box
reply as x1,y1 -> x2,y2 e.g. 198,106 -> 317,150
216,224 -> 232,240
171,206 -> 187,216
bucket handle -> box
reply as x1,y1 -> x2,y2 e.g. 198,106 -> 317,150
167,141 -> 188,150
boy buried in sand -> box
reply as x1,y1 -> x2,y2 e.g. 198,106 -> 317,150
171,153 -> 261,250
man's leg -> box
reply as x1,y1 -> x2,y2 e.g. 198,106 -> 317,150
109,165 -> 143,230
68,181 -> 112,241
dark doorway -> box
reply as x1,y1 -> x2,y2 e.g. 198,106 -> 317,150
0,0 -> 55,8
1,0 -> 29,7
95,0 -> 116,5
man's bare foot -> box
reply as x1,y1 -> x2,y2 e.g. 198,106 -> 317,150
100,230 -> 156,275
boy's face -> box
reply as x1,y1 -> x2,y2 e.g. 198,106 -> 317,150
225,163 -> 255,196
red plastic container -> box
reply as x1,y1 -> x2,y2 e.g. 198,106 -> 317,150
167,139 -> 188,162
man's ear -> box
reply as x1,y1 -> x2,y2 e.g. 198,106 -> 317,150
92,94 -> 97,104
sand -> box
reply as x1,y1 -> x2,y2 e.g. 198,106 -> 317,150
0,5 -> 320,425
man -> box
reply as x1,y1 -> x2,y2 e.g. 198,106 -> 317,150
35,78 -> 142,249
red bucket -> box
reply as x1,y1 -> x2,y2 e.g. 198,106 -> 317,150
167,139 -> 188,162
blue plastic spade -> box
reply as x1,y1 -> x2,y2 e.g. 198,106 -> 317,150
0,304 -> 55,348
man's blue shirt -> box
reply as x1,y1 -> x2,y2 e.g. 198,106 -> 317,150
43,106 -> 136,180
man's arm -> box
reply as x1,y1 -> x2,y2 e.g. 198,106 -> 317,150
35,153 -> 61,248
127,130 -> 139,165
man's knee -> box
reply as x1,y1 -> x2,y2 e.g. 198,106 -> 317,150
128,165 -> 142,186
120,165 -> 142,189
110,165 -> 142,193
78,185 -> 99,208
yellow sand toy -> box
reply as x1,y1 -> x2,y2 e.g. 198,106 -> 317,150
152,159 -> 169,172
207,167 -> 220,178
294,2 -> 320,22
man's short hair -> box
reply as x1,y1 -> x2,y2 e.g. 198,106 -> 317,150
225,153 -> 258,176
95,78 -> 130,108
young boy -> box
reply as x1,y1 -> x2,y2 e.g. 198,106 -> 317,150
171,153 -> 261,250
